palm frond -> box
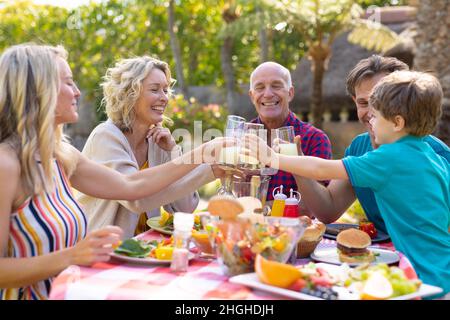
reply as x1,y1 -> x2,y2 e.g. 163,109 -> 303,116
348,18 -> 401,53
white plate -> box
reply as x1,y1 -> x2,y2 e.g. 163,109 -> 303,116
110,251 -> 195,265
146,216 -> 173,235
229,263 -> 443,300
310,247 -> 400,267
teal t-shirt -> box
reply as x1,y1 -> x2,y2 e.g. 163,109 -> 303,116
345,133 -> 450,234
342,135 -> 450,296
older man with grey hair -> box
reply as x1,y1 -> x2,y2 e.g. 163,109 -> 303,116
248,61 -> 332,213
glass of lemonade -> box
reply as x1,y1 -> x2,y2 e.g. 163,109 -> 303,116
218,115 -> 246,195
273,126 -> 298,156
240,122 -> 267,167
218,115 -> 246,166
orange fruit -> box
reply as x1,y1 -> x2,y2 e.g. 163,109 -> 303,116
255,254 -> 302,288
360,271 -> 393,300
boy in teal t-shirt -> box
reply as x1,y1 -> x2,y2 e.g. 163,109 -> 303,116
243,70 -> 450,297
344,133 -> 450,234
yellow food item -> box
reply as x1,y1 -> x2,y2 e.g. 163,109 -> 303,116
255,254 -> 302,289
112,240 -> 122,250
159,210 -> 171,227
337,199 -> 367,224
272,233 -> 288,252
155,246 -> 174,260
360,271 -> 394,300
192,230 -> 214,254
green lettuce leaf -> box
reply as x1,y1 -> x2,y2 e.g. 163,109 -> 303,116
114,239 -> 153,258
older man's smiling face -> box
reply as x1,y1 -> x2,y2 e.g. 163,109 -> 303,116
249,64 -> 293,126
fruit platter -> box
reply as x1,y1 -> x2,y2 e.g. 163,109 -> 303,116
230,255 -> 443,300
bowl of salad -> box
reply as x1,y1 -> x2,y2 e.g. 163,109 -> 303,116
202,216 -> 307,276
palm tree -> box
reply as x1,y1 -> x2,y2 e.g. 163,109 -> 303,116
230,0 -> 400,128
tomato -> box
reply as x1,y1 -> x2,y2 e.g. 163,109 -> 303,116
359,221 -> 378,239
240,247 -> 253,262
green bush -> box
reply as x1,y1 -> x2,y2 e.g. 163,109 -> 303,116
167,94 -> 228,131
165,94 -> 228,141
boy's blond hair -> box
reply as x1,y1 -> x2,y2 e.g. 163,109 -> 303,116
369,71 -> 443,136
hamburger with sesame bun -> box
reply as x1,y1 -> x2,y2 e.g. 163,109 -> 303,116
336,228 -> 375,263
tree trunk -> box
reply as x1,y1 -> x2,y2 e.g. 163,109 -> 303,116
220,35 -> 239,114
413,0 -> 450,146
259,28 -> 269,63
257,7 -> 269,63
310,58 -> 325,129
167,0 -> 188,98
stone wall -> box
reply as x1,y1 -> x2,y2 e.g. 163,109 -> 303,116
322,122 -> 366,158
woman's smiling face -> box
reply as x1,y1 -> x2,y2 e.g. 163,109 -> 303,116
54,57 -> 81,125
134,68 -> 169,126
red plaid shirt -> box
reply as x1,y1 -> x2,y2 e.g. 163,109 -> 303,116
251,111 -> 332,200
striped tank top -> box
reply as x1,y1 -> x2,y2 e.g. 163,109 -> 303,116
0,160 -> 87,300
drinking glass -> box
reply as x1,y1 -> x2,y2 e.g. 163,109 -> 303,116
231,175 -> 270,208
240,123 -> 267,167
273,126 -> 298,156
218,115 -> 246,195
218,115 -> 245,166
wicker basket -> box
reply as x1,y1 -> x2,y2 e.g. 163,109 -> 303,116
296,236 -> 322,258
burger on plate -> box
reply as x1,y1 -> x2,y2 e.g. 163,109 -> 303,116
336,228 -> 375,263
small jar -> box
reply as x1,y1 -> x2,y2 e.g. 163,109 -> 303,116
170,212 -> 194,273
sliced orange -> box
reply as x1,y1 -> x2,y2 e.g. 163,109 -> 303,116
255,254 -> 302,289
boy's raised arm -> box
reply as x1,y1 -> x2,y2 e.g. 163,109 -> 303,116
243,133 -> 349,181
277,155 -> 348,181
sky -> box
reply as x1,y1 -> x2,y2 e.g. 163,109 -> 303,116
31,0 -> 102,8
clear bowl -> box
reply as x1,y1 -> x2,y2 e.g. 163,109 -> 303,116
201,216 -> 307,276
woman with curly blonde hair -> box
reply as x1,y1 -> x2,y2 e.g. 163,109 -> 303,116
77,56 -> 221,238
0,44 -> 228,300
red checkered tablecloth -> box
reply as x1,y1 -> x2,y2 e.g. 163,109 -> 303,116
48,230 -> 417,300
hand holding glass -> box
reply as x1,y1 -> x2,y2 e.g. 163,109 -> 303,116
240,123 -> 266,166
273,126 -> 298,156
219,115 -> 246,166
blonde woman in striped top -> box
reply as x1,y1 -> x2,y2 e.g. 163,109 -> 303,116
0,44 -> 230,300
